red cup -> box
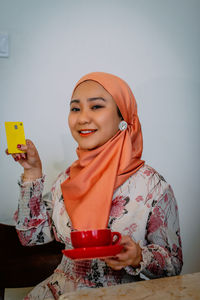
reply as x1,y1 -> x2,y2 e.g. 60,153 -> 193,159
71,229 -> 121,248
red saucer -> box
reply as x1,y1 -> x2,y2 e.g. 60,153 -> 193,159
62,244 -> 123,260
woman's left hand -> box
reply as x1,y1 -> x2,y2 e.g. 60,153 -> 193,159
103,235 -> 142,271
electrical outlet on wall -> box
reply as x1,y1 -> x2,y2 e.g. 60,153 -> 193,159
0,33 -> 9,57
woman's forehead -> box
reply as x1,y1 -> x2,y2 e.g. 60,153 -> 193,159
72,80 -> 113,100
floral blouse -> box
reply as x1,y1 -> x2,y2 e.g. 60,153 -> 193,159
14,164 -> 183,300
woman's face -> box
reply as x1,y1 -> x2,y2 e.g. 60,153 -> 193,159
68,80 -> 122,150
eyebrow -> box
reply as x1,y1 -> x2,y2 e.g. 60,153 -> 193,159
70,97 -> 106,105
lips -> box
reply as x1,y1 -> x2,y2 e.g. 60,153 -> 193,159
79,129 -> 97,136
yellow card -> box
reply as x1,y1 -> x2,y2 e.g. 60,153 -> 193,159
5,122 -> 26,153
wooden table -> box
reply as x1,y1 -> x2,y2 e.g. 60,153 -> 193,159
59,272 -> 200,300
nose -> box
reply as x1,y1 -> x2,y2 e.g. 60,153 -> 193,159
77,109 -> 91,124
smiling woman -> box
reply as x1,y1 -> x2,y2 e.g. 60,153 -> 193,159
5,72 -> 182,299
68,80 -> 122,150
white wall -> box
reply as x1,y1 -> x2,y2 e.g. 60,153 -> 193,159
0,0 -> 200,275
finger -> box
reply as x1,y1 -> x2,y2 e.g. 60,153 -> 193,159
16,154 -> 22,161
104,257 -> 120,265
16,153 -> 26,160
110,265 -> 124,271
26,139 -> 35,148
105,257 -> 133,270
104,256 -> 119,261
120,235 -> 133,246
5,149 -> 10,155
104,259 -> 125,270
25,139 -> 38,156
105,256 -> 124,265
16,144 -> 26,151
12,154 -> 20,161
17,139 -> 33,153
20,153 -> 27,159
115,251 -> 131,261
105,247 -> 133,264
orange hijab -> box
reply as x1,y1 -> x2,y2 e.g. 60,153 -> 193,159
61,72 -> 144,230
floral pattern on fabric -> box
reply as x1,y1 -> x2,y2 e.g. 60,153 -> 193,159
109,196 -> 129,226
14,165 -> 183,299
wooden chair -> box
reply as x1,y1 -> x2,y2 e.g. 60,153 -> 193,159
0,223 -> 64,300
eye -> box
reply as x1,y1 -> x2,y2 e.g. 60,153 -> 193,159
91,105 -> 104,110
71,107 -> 80,112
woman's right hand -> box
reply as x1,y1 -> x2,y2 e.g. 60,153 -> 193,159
5,139 -> 42,181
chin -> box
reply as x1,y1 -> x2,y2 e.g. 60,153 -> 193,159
79,144 -> 96,150
83,146 -> 98,151
79,141 -> 103,150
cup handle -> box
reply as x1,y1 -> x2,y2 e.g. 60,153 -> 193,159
111,232 -> 121,245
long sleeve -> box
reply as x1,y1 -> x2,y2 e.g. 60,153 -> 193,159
142,186 -> 183,277
14,175 -> 54,246
125,186 -> 183,278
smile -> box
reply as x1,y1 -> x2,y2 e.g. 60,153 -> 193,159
79,130 -> 97,137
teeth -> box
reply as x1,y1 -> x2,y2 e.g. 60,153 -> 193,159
80,130 -> 95,133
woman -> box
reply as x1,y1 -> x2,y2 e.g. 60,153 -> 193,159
7,72 -> 183,299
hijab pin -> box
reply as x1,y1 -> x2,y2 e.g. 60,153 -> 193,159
118,121 -> 128,131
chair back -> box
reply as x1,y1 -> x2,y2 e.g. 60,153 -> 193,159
0,223 -> 64,290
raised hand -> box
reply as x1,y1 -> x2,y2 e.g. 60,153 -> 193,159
5,139 -> 42,181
